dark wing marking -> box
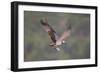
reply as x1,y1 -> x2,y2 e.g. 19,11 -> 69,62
48,31 -> 56,43
40,18 -> 56,43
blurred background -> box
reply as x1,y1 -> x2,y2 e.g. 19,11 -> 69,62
24,11 -> 90,62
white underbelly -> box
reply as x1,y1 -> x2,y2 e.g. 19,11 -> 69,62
56,41 -> 62,46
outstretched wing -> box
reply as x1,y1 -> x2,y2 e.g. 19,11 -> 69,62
57,24 -> 72,42
58,31 -> 71,42
40,18 -> 57,43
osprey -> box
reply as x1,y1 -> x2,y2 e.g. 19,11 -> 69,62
40,18 -> 72,51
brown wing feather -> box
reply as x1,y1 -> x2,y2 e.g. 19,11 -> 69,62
48,31 -> 56,43
40,18 -> 56,43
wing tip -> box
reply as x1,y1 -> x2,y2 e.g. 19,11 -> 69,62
40,18 -> 48,25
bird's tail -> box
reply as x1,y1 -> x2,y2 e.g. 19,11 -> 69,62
56,47 -> 60,51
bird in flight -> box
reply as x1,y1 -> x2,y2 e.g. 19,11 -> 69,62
40,18 -> 72,51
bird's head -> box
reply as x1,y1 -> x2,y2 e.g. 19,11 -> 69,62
62,40 -> 65,44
